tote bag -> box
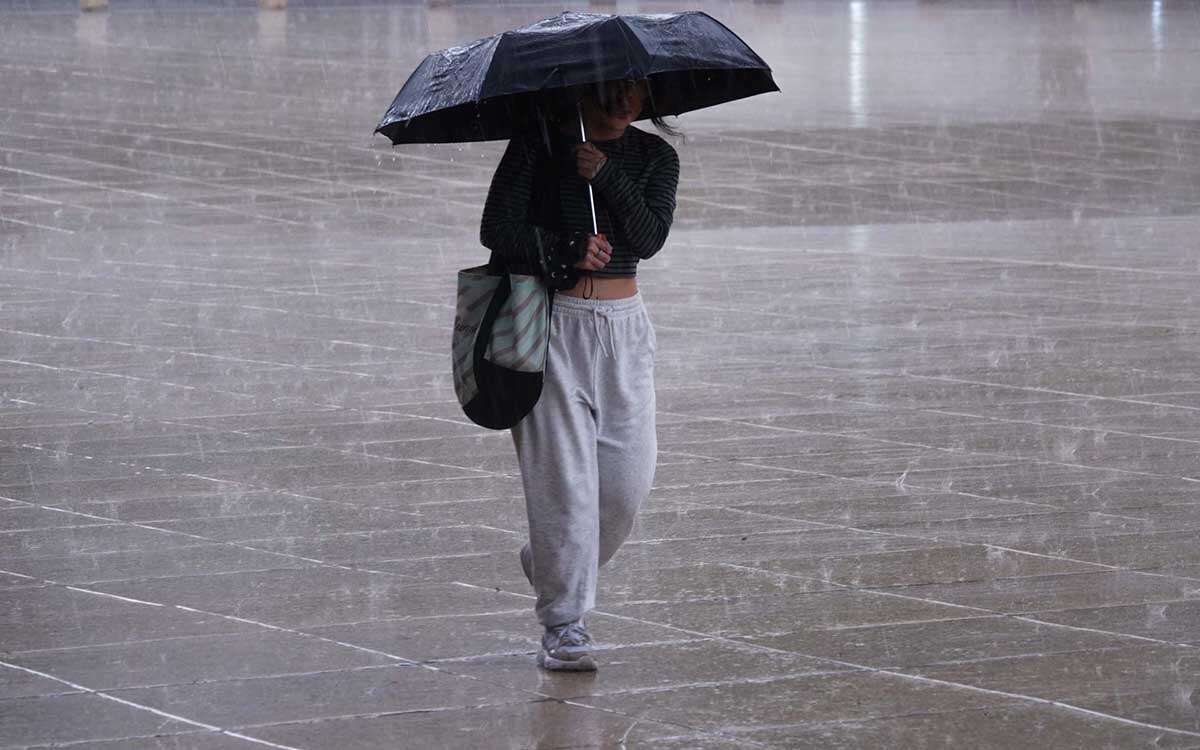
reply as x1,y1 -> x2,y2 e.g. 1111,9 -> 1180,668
452,265 -> 551,429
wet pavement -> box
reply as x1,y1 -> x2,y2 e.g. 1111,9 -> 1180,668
2,0 -> 1200,747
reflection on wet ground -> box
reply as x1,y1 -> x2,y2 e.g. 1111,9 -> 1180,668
1,1 -> 1199,747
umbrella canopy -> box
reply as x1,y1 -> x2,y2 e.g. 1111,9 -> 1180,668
375,10 -> 779,145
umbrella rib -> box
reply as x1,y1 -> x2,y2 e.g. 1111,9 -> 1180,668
613,17 -> 651,80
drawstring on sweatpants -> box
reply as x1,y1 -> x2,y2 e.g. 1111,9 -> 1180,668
590,308 -> 619,359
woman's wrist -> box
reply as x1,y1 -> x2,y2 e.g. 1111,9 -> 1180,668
589,156 -> 612,186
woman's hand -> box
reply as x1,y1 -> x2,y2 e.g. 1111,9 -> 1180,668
574,233 -> 611,271
574,143 -> 608,182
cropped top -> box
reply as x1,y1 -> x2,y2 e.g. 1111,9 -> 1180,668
479,124 -> 680,278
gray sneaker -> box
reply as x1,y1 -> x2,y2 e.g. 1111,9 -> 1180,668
538,620 -> 597,671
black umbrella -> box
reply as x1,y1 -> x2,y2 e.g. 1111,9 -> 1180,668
374,10 -> 779,146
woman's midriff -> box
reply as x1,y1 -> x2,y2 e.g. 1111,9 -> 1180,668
559,275 -> 638,299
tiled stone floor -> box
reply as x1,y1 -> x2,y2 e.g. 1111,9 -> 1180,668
2,0 -> 1200,748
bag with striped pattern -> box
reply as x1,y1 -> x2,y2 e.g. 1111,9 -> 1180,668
452,265 -> 551,429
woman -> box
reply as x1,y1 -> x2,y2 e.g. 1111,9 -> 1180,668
480,79 -> 680,671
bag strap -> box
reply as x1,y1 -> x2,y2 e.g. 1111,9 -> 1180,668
474,271 -> 510,373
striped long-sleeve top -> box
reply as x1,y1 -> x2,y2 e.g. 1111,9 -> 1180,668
479,124 -> 680,278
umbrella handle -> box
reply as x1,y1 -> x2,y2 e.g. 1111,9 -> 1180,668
577,103 -> 599,236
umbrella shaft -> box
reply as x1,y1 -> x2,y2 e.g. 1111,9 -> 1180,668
578,105 -> 599,236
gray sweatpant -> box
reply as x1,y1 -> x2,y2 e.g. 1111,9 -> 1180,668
512,292 -> 657,627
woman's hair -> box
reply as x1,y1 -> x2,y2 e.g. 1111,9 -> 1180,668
619,79 -> 683,139
541,81 -> 683,140
650,115 -> 683,139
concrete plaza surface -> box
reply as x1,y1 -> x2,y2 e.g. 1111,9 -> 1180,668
2,0 -> 1200,747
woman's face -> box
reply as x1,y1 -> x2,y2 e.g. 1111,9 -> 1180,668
588,79 -> 646,131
